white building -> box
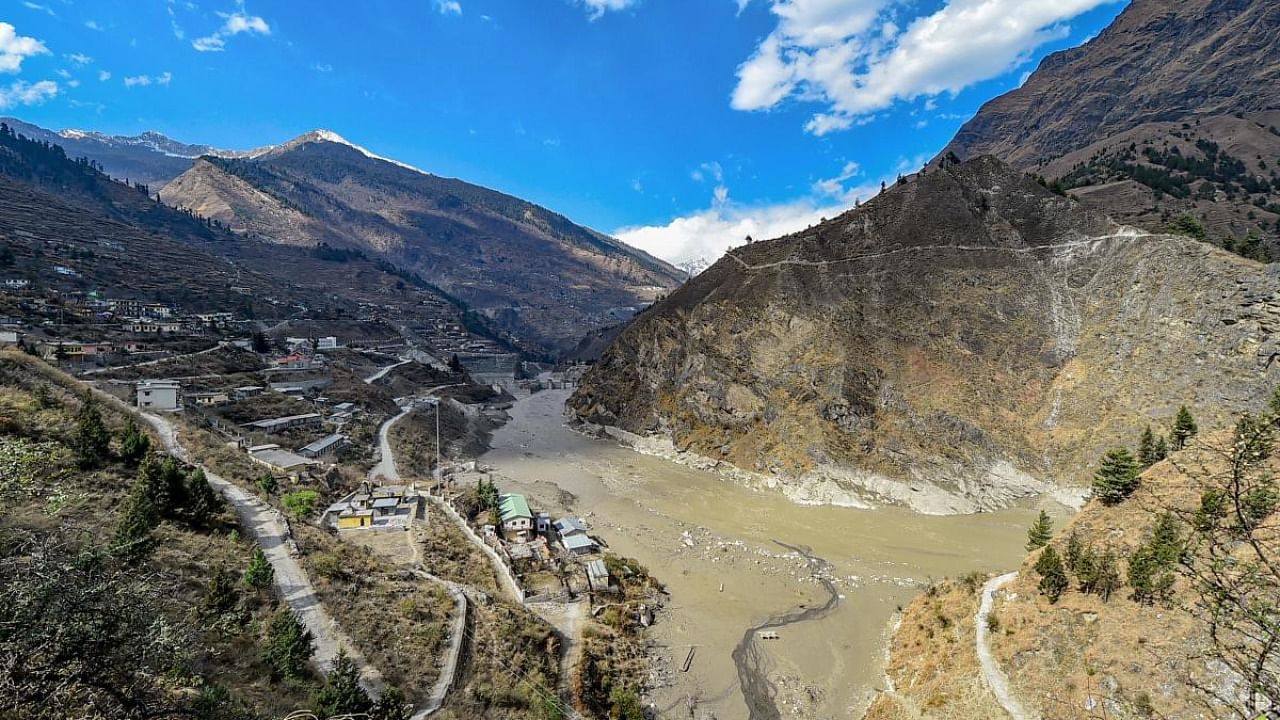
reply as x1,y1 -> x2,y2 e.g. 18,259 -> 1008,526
136,379 -> 181,411
317,336 -> 340,350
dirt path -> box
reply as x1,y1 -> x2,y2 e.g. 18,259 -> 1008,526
364,357 -> 411,384
370,404 -> 413,482
527,598 -> 588,712
138,411 -> 385,695
723,231 -> 1147,272
977,573 -> 1036,720
81,341 -> 226,375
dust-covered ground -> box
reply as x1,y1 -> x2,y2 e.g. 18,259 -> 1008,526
477,389 -> 1065,720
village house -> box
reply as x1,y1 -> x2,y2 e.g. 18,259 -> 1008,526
38,340 -> 114,362
124,319 -> 184,334
136,379 -> 181,411
499,493 -> 535,541
243,413 -> 323,433
186,391 -> 231,407
297,432 -> 347,459
233,385 -> 265,400
586,559 -> 613,593
562,533 -> 600,556
274,352 -> 318,370
316,336 -> 340,350
247,444 -> 316,474
322,484 -> 420,530
0,331 -> 19,345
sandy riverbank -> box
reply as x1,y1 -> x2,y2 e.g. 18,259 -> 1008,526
478,389 -> 1066,719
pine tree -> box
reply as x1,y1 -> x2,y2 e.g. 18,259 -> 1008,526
1064,532 -> 1085,574
1153,435 -> 1169,462
1091,448 -> 1141,505
263,609 -> 314,680
1137,425 -> 1159,468
1025,509 -> 1053,551
112,478 -> 159,563
1092,550 -> 1123,602
184,467 -> 222,527
72,393 -> 111,469
372,686 -> 410,720
1034,546 -> 1068,603
1171,406 -> 1198,450
200,565 -> 239,617
243,548 -> 274,589
118,417 -> 151,464
312,650 -> 372,717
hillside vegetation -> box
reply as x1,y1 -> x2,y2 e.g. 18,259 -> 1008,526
868,396 -> 1279,719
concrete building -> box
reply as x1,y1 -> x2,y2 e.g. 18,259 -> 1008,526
186,391 -> 230,407
247,444 -> 316,474
499,494 -> 534,541
298,432 -> 347,459
316,336 -> 339,350
243,413 -> 323,433
563,534 -> 600,556
136,379 -> 181,411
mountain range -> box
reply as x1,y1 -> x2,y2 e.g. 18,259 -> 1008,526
941,0 -> 1280,246
0,118 -> 684,351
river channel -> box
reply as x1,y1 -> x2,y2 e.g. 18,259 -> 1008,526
480,389 -> 1057,719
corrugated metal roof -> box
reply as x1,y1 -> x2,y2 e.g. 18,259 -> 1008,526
499,494 -> 532,521
563,534 -> 598,551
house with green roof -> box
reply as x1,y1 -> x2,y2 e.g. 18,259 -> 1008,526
498,493 -> 534,540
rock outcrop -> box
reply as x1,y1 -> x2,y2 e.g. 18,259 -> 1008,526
569,157 -> 1280,512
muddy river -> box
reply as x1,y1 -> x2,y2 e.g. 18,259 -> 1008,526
480,389 -> 1061,720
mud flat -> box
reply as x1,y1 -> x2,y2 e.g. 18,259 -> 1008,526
479,389 -> 1063,720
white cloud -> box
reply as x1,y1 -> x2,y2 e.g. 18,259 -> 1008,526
192,35 -> 224,51
617,156 -> 914,269
66,53 -> 93,65
167,0 -> 186,39
0,79 -> 58,109
66,79 -> 79,87
732,0 -> 1120,134
576,0 -> 638,21
84,20 -> 103,31
23,2 -> 55,17
97,69 -> 111,81
311,62 -> 333,72
193,6 -> 271,52
434,0 -> 463,15
123,72 -> 171,88
616,196 -> 843,271
0,22 -> 49,74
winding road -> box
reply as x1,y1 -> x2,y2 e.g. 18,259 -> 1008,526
138,411 -> 386,695
977,573 -> 1037,720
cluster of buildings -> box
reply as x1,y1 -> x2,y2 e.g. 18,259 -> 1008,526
490,492 -> 602,557
322,483 -> 422,530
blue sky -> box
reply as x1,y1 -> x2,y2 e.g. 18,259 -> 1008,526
1,0 -> 1128,267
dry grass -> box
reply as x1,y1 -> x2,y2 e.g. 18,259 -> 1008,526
0,349 -> 313,715
863,577 -> 1005,720
295,523 -> 453,706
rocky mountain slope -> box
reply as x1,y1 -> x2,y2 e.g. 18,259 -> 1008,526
0,117 -> 227,187
568,157 -> 1280,513
160,131 -> 684,350
939,0 -> 1280,244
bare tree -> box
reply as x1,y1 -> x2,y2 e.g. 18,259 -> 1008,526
1174,414 -> 1279,718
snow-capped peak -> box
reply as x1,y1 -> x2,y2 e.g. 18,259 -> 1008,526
245,128 -> 430,177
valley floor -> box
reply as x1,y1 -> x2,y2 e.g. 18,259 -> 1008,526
476,389 -> 1058,720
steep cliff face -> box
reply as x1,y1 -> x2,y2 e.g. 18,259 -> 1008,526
569,157 -> 1280,512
